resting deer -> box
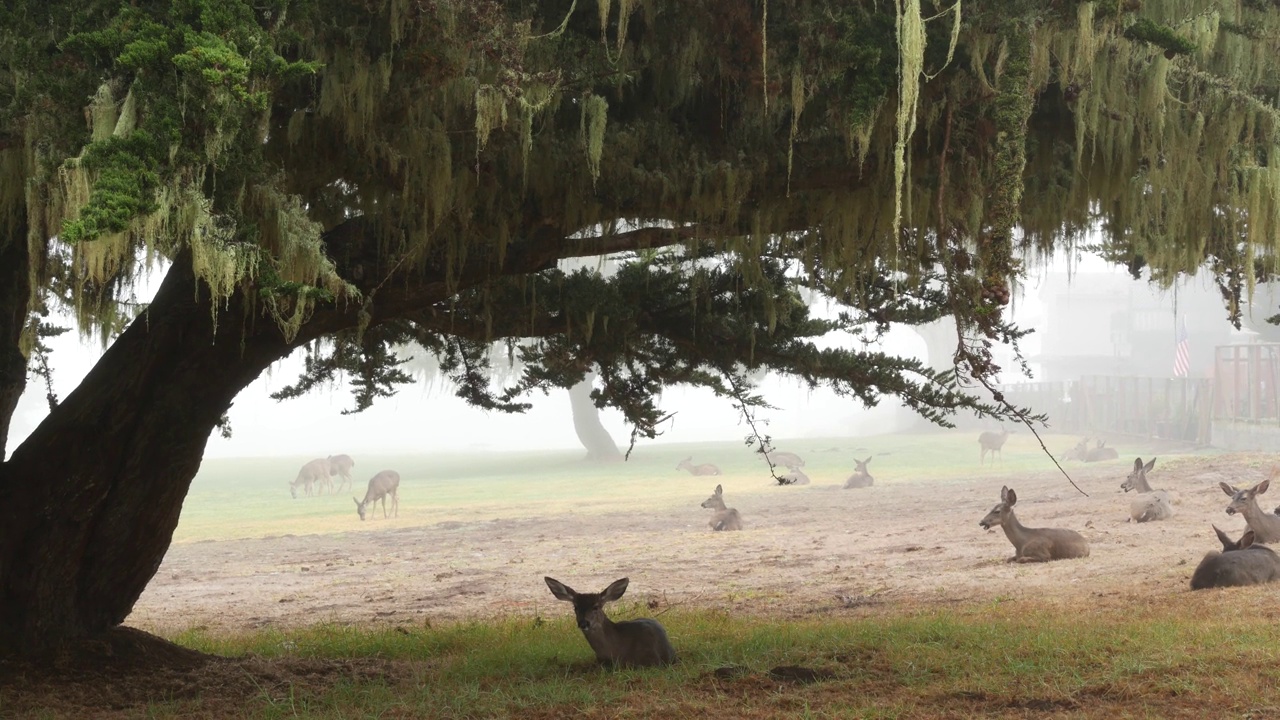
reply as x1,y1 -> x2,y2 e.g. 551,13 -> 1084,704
844,456 -> 873,489
354,470 -> 400,520
978,428 -> 1010,465
676,456 -> 722,476
1121,457 -> 1173,523
763,450 -> 805,471
327,454 -> 355,493
777,468 -> 810,485
1190,526 -> 1280,590
978,486 -> 1090,562
1063,437 -> 1118,463
700,484 -> 743,531
1221,479 -> 1280,544
544,577 -> 677,668
290,457 -> 331,498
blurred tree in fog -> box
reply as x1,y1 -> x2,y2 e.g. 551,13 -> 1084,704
2,0 -> 1278,656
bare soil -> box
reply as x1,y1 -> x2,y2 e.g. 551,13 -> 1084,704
5,452 -> 1277,719
129,451 -> 1271,631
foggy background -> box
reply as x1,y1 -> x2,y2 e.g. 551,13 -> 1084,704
4,251 -> 1245,460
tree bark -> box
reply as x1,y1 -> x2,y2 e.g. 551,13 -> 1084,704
0,212 -> 31,462
568,374 -> 622,462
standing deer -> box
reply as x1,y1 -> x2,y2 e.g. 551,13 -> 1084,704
290,458 -> 332,498
543,577 -> 677,667
676,456 -> 722,476
700,484 -> 743,531
844,457 -> 873,489
354,470 -> 400,520
1190,526 -> 1280,590
763,450 -> 805,471
1221,479 -> 1280,544
978,486 -> 1090,562
1121,457 -> 1173,522
327,454 -> 356,493
978,428 -> 1010,465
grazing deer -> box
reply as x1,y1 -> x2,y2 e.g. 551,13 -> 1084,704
777,468 -> 810,485
543,577 -> 677,668
676,456 -> 722,476
1190,526 -> 1280,590
763,450 -> 805,471
1121,457 -> 1173,523
1221,479 -> 1280,544
700,484 -> 743,531
844,456 -> 873,489
978,428 -> 1010,465
354,470 -> 400,520
327,454 -> 356,493
290,458 -> 332,498
978,486 -> 1090,562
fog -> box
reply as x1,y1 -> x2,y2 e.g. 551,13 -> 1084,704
5,251 -> 1240,460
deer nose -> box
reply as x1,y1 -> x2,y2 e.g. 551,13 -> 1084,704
577,619 -> 590,630
1226,507 -> 1237,515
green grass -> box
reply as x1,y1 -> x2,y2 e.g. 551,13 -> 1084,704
177,432 -> 1201,543
119,599 -> 1280,718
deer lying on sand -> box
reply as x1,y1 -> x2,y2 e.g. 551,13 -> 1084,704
1121,457 -> 1173,523
676,456 -> 722,476
354,470 -> 400,520
290,458 -> 332,498
1221,478 -> 1280,544
544,577 -> 677,668
844,457 -> 873,489
327,454 -> 355,493
700,484 -> 743,531
978,428 -> 1010,465
978,486 -> 1090,562
1190,526 -> 1280,590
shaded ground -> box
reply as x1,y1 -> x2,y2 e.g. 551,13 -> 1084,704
5,451 -> 1278,718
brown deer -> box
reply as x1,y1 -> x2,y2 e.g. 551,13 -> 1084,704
978,486 -> 1090,562
290,457 -> 332,498
1120,457 -> 1173,522
1190,526 -> 1280,590
978,428 -> 1010,465
543,577 -> 677,667
676,456 -> 722,476
354,470 -> 400,520
777,468 -> 810,485
327,454 -> 356,493
1063,437 -> 1118,463
700,484 -> 743,531
1221,479 -> 1280,544
763,450 -> 805,471
844,456 -> 873,489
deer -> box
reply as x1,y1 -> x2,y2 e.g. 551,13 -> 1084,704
844,456 -> 873,489
676,456 -> 722,476
327,454 -> 356,493
543,577 -> 677,668
354,470 -> 400,520
978,428 -> 1010,465
762,450 -> 805,471
1063,437 -> 1118,463
777,468 -> 810,485
1221,478 -> 1280,544
700,484 -> 743,531
289,457 -> 332,498
1120,457 -> 1173,523
1190,526 -> 1280,590
978,486 -> 1090,562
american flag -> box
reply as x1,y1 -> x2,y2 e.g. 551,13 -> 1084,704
1173,315 -> 1190,377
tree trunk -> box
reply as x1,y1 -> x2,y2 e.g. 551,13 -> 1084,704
568,373 -> 622,462
0,213 -> 31,461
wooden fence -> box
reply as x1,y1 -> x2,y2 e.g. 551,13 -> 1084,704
998,376 -> 1213,444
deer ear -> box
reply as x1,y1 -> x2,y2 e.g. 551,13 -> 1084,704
601,578 -> 629,602
1258,479 -> 1271,495
715,484 -> 723,494
1133,458 -> 1143,471
1241,530 -> 1257,549
545,577 -> 577,601
1005,488 -> 1018,505
352,497 -> 360,506
1144,457 -> 1156,472
1220,482 -> 1236,497
1213,525 -> 1234,550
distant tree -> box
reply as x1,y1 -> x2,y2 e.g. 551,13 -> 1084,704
1,1 -> 1278,658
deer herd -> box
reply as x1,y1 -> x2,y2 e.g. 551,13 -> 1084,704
289,454 -> 400,521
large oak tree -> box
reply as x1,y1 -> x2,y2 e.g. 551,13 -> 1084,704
2,1 -> 1278,655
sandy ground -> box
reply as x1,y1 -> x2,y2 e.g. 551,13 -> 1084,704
129,452 -> 1279,634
